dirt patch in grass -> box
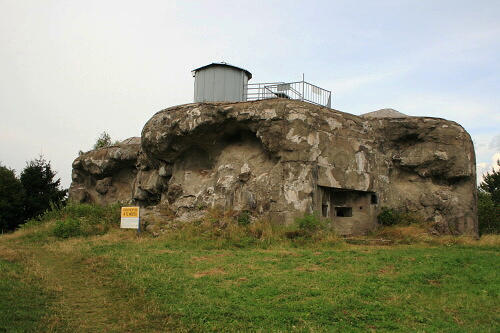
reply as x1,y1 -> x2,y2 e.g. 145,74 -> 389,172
279,250 -> 302,257
427,279 -> 441,286
377,265 -> 397,275
191,253 -> 232,261
156,249 -> 180,254
0,246 -> 23,262
296,264 -> 322,272
224,276 -> 250,286
193,267 -> 227,278
262,257 -> 280,262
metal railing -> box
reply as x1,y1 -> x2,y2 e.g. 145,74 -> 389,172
244,81 -> 331,108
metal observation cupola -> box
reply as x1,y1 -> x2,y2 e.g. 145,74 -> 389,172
192,62 -> 331,108
192,62 -> 252,103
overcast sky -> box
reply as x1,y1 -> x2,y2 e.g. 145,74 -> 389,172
1,0 -> 499,188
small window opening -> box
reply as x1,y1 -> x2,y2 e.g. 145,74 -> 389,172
359,206 -> 363,210
371,194 -> 378,205
322,204 -> 328,217
336,207 -> 352,217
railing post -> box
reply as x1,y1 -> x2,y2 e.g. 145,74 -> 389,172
301,77 -> 304,102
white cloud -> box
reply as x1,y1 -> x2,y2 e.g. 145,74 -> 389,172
490,135 -> 500,150
477,153 -> 500,184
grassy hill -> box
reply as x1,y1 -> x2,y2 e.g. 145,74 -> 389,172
1,204 -> 498,332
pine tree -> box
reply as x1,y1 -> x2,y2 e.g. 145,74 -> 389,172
478,160 -> 500,234
479,160 -> 500,205
0,164 -> 25,232
20,156 -> 67,220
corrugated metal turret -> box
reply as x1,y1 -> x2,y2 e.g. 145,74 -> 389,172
192,62 -> 252,102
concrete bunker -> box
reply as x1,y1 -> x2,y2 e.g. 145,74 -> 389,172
319,186 -> 379,235
69,99 -> 478,236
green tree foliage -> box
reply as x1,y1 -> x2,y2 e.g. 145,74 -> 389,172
377,207 -> 399,226
93,131 -> 121,150
477,191 -> 499,234
479,160 -> 500,205
20,156 -> 67,221
478,160 -> 500,234
0,164 -> 25,232
79,132 -> 120,155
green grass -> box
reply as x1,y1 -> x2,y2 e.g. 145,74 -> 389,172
95,241 -> 498,332
0,203 -> 498,332
22,201 -> 122,239
0,256 -> 55,332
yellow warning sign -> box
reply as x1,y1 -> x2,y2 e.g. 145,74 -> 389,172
121,207 -> 139,218
121,206 -> 140,230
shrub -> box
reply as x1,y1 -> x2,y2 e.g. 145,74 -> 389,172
296,213 -> 325,231
53,218 -> 82,238
284,230 -> 308,239
377,207 -> 424,226
237,211 -> 251,226
378,207 -> 398,226
284,213 -> 328,240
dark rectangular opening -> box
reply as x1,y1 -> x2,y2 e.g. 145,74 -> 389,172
371,194 -> 378,205
336,207 -> 352,217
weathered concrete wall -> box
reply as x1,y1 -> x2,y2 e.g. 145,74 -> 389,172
70,137 -> 141,205
69,99 -> 478,235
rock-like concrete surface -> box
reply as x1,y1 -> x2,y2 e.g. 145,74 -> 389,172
69,99 -> 478,235
361,108 -> 409,118
69,137 -> 141,204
